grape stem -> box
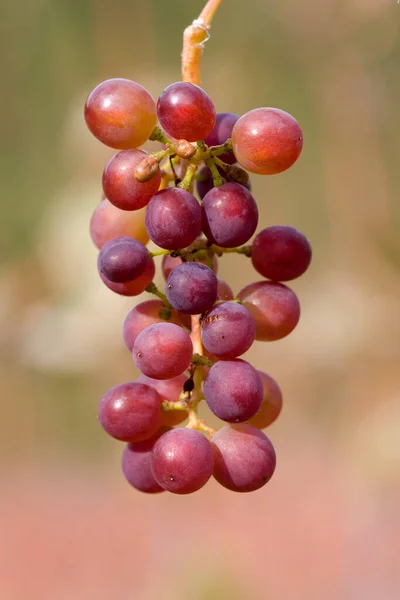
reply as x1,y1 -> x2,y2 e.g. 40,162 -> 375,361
145,281 -> 173,308
177,162 -> 198,191
181,0 -> 224,85
206,157 -> 226,187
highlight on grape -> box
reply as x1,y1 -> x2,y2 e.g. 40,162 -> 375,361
84,0 -> 311,495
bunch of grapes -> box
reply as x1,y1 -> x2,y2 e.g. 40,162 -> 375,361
84,34 -> 311,495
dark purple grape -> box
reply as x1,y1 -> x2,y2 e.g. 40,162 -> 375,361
202,182 -> 258,248
204,112 -> 239,164
201,302 -> 255,358
145,188 -> 202,250
132,322 -> 193,379
161,252 -> 218,280
122,428 -> 170,494
212,424 -> 276,492
157,82 -> 216,142
237,281 -> 300,341
137,374 -> 188,426
123,300 -> 181,351
98,382 -> 162,442
151,428 -> 214,494
251,226 -> 312,281
166,262 -> 218,314
245,371 -> 283,429
98,255 -> 155,296
98,236 -> 148,283
203,359 -> 263,422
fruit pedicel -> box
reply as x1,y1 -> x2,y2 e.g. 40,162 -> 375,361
84,0 -> 311,494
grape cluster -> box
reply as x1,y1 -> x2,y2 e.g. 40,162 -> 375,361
85,75 -> 311,495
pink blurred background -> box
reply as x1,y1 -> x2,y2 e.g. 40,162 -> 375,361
1,0 -> 400,598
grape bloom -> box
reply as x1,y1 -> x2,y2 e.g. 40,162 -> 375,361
84,0 -> 311,495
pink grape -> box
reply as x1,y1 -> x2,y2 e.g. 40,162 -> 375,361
246,371 -> 283,429
201,302 -> 256,359
151,428 -> 214,494
102,149 -> 161,211
123,300 -> 181,351
217,279 -> 234,301
84,78 -> 157,149
212,424 -> 276,492
203,112 -> 239,164
122,428 -> 171,494
98,236 -> 148,283
166,262 -> 218,315
98,382 -> 161,442
98,255 -> 155,296
132,322 -> 193,379
237,281 -> 300,341
90,199 -> 149,249
137,374 -> 188,426
231,107 -> 303,175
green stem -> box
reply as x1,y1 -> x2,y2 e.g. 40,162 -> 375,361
206,158 -> 225,187
211,244 -> 252,257
210,138 -> 233,157
191,353 -> 214,367
178,162 -> 198,191
149,126 -> 171,144
145,282 -> 173,308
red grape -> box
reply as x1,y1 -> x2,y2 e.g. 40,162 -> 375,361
246,371 -> 283,429
203,112 -> 239,164
84,78 -> 157,149
201,302 -> 255,359
157,82 -> 216,142
122,428 -> 170,494
231,108 -> 303,175
166,262 -> 218,314
217,279 -> 234,301
90,199 -> 149,249
99,255 -> 155,296
123,300 -> 181,351
98,236 -> 148,283
237,281 -> 300,341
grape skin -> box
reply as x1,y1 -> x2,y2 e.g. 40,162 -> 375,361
202,182 -> 258,248
102,149 -> 161,211
251,226 -> 312,282
231,107 -> 303,175
201,302 -> 256,359
245,371 -> 283,429
157,82 -> 216,142
122,428 -> 170,494
203,112 -> 239,164
161,253 -> 218,281
132,322 -> 193,380
137,374 -> 188,426
203,359 -> 263,422
122,300 -> 181,351
98,382 -> 162,442
217,279 -> 234,301
151,428 -> 214,494
196,165 -> 252,200
237,281 -> 300,341
90,199 -> 149,249
84,78 -> 157,149
166,262 -> 218,315
145,188 -> 202,250
98,236 -> 148,283
212,424 -> 276,492
99,255 -> 155,296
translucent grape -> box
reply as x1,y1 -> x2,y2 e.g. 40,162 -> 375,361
98,382 -> 161,442
157,82 -> 216,142
166,262 -> 218,314
122,428 -> 170,494
161,252 -> 218,281
102,149 -> 161,211
217,279 -> 234,301
231,107 -> 303,175
84,78 -> 157,149
99,255 -> 155,296
123,299 -> 181,351
245,371 -> 283,429
203,359 -> 263,422
212,424 -> 276,492
202,182 -> 258,247
145,188 -> 202,250
204,112 -> 239,164
133,322 -> 193,379
90,199 -> 149,249
237,281 -> 300,341
98,236 -> 148,283
137,374 -> 188,427
201,302 -> 255,359
151,428 -> 214,494
251,226 -> 312,281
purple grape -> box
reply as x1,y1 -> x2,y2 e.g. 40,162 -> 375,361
98,236 -> 148,283
122,300 -> 181,351
203,359 -> 263,422
145,188 -> 202,250
137,373 -> 188,426
166,262 -> 218,315
132,322 -> 193,379
251,225 -> 312,281
200,302 -> 255,358
122,428 -> 170,494
151,428 -> 214,494
203,112 -> 239,164
98,382 -> 162,442
202,182 -> 258,248
98,254 -> 155,296
212,424 -> 276,492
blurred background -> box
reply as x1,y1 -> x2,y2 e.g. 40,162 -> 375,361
1,0 -> 400,598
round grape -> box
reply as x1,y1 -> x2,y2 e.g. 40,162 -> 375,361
98,382 -> 161,442
102,149 -> 161,211
98,236 -> 148,283
166,262 -> 218,314
245,371 -> 283,429
201,302 -> 255,359
212,424 -> 276,492
157,82 -> 216,142
251,226 -> 312,281
151,428 -> 214,494
123,300 -> 181,351
217,279 -> 234,301
203,359 -> 263,422
161,252 -> 218,281
99,255 -> 155,296
84,78 -> 157,149
137,374 -> 188,426
231,107 -> 303,175
237,281 -> 300,341
90,199 -> 149,249
133,322 -> 193,379
202,182 -> 258,248
122,428 -> 171,494
145,188 -> 202,250
204,112 -> 239,164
